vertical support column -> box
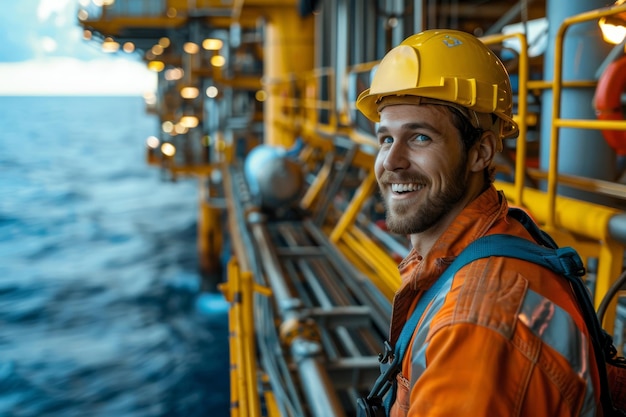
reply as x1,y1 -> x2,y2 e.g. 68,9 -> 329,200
198,175 -> 223,290
263,7 -> 315,147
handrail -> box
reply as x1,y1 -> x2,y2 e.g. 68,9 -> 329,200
547,2 -> 626,230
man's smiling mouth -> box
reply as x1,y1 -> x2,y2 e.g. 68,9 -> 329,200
391,183 -> 424,193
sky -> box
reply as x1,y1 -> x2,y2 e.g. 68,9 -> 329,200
0,0 -> 157,96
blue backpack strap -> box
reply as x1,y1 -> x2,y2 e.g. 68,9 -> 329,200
379,229 -> 580,413
460,233 -> 585,277
363,207 -> 619,416
465,208 -> 622,415
378,255 -> 463,413
452,232 -> 624,416
508,207 -> 559,249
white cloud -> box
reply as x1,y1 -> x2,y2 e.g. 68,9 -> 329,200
0,0 -> 158,96
0,57 -> 157,96
37,0 -> 73,23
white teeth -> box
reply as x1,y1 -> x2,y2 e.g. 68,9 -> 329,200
391,183 -> 423,193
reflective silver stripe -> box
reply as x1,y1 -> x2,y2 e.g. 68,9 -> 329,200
409,285 -> 596,417
409,275 -> 454,388
518,289 -> 595,417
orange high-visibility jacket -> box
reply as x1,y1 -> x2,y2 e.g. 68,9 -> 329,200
389,186 -> 602,417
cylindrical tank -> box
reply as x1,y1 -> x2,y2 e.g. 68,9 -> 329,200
244,144 -> 304,211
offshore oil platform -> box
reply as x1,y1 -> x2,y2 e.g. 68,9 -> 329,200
77,1 -> 626,416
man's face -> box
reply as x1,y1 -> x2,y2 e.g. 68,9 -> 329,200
374,103 -> 470,236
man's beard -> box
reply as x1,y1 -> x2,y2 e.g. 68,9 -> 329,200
382,158 -> 468,235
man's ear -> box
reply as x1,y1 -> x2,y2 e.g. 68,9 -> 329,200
469,130 -> 497,173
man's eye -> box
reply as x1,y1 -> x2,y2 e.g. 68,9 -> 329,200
414,134 -> 431,143
379,136 -> 393,146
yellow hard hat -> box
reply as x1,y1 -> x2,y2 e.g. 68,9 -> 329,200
356,29 -> 518,141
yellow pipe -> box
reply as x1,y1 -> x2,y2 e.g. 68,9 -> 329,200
496,181 -> 623,332
330,169 -> 378,242
334,238 -> 396,297
299,156 -> 333,211
496,182 -> 618,243
341,228 -> 401,300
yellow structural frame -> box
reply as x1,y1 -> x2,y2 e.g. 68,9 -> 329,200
79,2 -> 626,412
220,257 -> 273,417
290,13 -> 626,334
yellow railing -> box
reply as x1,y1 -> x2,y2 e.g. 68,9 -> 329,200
539,4 -> 626,330
481,29 -> 624,331
291,14 -> 626,333
220,257 -> 274,417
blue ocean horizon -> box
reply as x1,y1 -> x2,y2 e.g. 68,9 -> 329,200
0,96 -> 230,417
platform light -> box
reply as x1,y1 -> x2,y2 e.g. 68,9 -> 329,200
202,38 -> 223,50
162,121 -> 174,133
180,116 -> 199,128
123,42 -> 135,53
180,86 -> 199,99
151,44 -> 164,56
78,9 -> 89,21
599,16 -> 626,44
146,136 -> 160,149
210,55 -> 226,67
166,8 -> 177,18
174,123 -> 189,134
79,0 -> 90,6
163,67 -> 185,81
206,86 -> 219,98
184,42 -> 200,54
158,37 -> 171,48
147,61 -> 165,72
161,142 -> 176,157
102,37 -> 120,53
83,29 -> 92,40
164,68 -> 184,81
103,0 -> 115,6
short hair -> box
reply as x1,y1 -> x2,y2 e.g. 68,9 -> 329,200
447,106 -> 497,184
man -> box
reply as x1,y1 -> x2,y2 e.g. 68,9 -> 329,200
356,29 -> 602,416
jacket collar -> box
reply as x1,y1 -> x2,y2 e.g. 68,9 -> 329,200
397,185 -> 509,292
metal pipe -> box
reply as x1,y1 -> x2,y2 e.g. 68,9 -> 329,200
291,339 -> 347,417
248,214 -> 348,417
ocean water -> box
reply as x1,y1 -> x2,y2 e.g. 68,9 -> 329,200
0,96 -> 230,417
